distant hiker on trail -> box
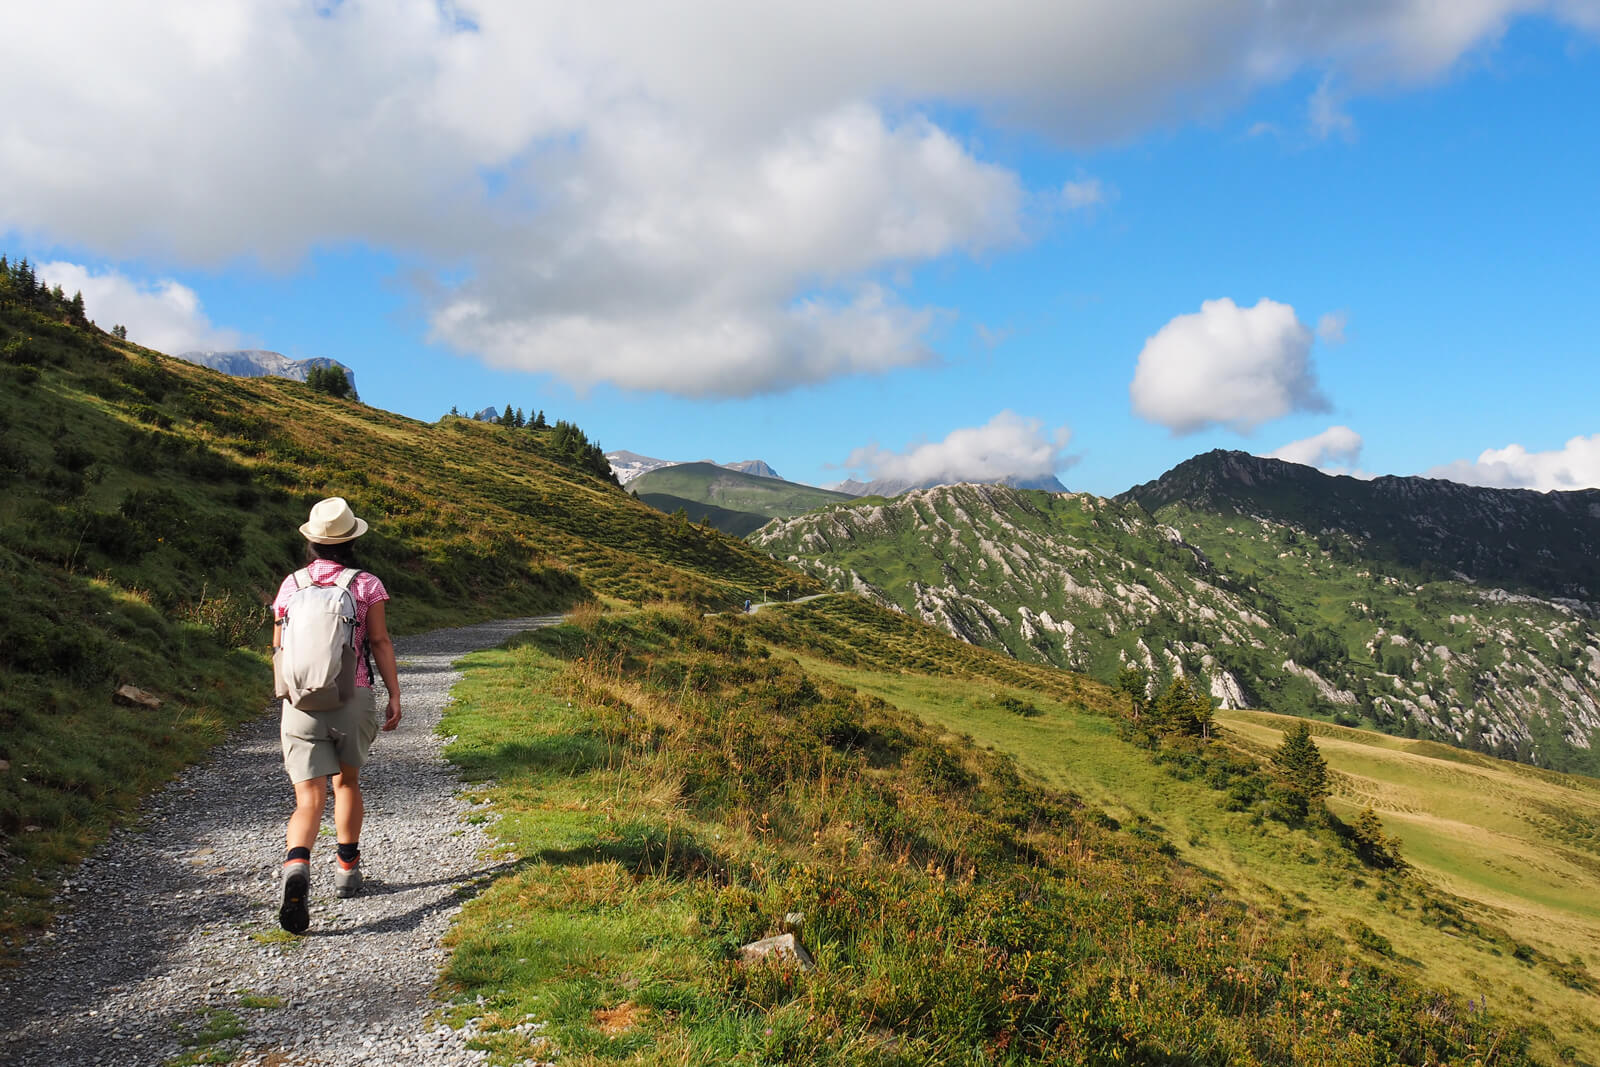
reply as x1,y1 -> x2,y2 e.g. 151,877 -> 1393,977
271,497 -> 402,934
745,598 -> 752,614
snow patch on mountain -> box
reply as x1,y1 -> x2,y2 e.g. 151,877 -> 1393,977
606,451 -> 785,486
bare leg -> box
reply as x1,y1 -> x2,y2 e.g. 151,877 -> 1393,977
286,777 -> 328,853
331,764 -> 363,846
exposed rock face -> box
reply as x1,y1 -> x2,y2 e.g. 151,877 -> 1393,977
175,349 -> 359,399
832,474 -> 1068,498
753,480 -> 1600,772
724,459 -> 782,480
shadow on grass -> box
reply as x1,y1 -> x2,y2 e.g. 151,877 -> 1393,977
532,822 -> 732,884
448,733 -> 614,782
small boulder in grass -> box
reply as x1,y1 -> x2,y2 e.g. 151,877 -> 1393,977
739,932 -> 815,971
114,685 -> 163,709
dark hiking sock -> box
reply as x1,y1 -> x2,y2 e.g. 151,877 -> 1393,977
286,846 -> 311,863
336,841 -> 359,864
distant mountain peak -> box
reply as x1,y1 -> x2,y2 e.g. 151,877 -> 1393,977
1120,449 -> 1600,601
605,451 -> 784,486
175,349 -> 359,399
723,459 -> 781,480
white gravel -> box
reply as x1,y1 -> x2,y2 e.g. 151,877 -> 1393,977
0,616 -> 562,1067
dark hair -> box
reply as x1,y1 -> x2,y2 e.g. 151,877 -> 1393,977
305,540 -> 359,568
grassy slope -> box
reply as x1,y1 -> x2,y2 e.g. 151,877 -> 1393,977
439,602 -> 1549,1064
791,644 -> 1600,1064
636,492 -> 772,537
0,303 -> 812,953
630,462 -> 855,521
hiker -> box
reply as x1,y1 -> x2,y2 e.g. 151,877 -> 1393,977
271,497 -> 402,934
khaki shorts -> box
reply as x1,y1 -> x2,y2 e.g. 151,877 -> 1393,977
281,687 -> 379,783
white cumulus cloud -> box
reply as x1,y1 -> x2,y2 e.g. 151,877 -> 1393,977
37,261 -> 242,355
1267,425 -> 1365,473
844,411 -> 1073,487
427,105 -> 1016,396
1130,297 -> 1327,435
3,2 -> 1596,395
1425,435 -> 1600,491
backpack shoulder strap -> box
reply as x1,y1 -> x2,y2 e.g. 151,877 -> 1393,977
333,568 -> 359,591
291,568 -> 313,590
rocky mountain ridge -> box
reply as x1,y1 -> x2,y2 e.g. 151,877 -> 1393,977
175,349 -> 359,399
1123,449 -> 1600,601
832,472 -> 1068,497
753,475 -> 1600,773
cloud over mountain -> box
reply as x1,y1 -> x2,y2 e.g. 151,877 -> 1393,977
1130,297 -> 1327,435
1427,434 -> 1600,491
1267,425 -> 1366,475
5,2 -> 1595,395
843,411 -> 1073,488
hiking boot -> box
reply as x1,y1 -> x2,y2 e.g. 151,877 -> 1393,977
279,860 -> 310,934
334,857 -> 363,898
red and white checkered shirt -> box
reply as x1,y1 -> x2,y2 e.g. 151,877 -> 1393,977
272,561 -> 390,688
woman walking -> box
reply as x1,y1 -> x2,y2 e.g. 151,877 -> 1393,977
271,497 -> 402,934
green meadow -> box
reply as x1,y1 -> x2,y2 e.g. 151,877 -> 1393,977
436,601 -> 1583,1065
786,652 -> 1600,1064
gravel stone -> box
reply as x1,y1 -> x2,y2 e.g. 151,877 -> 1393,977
0,617 -> 561,1067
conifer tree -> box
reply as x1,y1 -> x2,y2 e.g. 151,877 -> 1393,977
502,403 -> 515,426
1272,720 -> 1329,822
307,366 -> 352,398
533,409 -> 547,429
1351,807 -> 1403,868
1273,721 -> 1329,801
513,406 -> 525,428
1116,666 -> 1148,723
1152,676 -> 1214,738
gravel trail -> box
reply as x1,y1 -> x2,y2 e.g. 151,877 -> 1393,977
0,616 -> 562,1067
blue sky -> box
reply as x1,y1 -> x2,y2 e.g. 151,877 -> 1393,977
4,3 -> 1598,496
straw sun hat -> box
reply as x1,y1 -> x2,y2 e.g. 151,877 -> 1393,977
299,497 -> 369,544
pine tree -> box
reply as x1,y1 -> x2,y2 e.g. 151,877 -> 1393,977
1272,720 -> 1329,822
69,290 -> 86,325
502,403 -> 515,426
307,366 -> 352,398
1351,807 -> 1404,868
1273,721 -> 1329,802
513,406 -> 525,428
533,409 -> 547,429
1116,666 -> 1148,723
1152,676 -> 1214,738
